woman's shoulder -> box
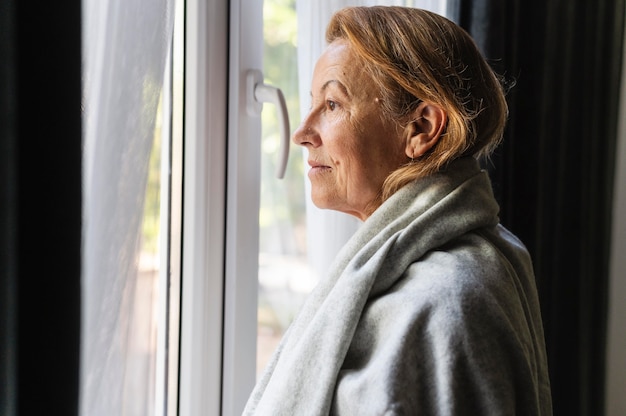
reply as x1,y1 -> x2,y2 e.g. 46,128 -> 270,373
398,228 -> 528,298
367,226 -> 539,338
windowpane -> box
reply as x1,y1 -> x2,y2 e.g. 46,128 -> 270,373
81,0 -> 176,414
258,0 -> 309,376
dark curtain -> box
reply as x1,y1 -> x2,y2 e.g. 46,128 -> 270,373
447,0 -> 625,415
0,0 -> 82,415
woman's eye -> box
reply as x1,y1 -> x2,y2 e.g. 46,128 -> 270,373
326,100 -> 337,111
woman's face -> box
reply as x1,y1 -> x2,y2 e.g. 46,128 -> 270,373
293,40 -> 407,220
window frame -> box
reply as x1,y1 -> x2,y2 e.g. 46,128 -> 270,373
223,0 -> 265,414
177,0 -> 229,415
178,0 -> 263,413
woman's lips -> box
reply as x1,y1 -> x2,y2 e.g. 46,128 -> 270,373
308,160 -> 331,176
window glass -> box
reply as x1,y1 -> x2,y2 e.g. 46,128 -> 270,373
81,0 -> 177,414
258,0 -> 311,376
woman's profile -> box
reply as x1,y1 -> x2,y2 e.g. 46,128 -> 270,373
244,6 -> 552,415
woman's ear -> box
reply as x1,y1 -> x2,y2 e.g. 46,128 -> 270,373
404,102 -> 447,159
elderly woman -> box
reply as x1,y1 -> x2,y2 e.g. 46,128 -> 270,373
245,6 -> 552,415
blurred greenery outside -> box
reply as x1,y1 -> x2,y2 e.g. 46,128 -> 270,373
260,0 -> 306,257
257,0 -> 313,371
141,90 -> 163,257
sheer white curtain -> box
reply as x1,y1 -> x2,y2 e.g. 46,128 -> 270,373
296,0 -> 448,279
81,0 -> 175,414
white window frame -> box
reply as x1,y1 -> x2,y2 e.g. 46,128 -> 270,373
222,0 -> 264,414
178,0 -> 262,415
178,0 -> 229,415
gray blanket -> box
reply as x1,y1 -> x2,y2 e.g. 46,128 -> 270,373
244,157 -> 552,415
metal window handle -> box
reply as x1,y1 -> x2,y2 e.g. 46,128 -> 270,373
246,69 -> 290,179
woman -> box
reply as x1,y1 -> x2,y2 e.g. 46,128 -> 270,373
245,6 -> 552,415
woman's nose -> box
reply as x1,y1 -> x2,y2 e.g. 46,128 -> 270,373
292,113 -> 319,148
292,123 -> 307,147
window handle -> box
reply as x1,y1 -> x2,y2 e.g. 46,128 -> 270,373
246,69 -> 290,179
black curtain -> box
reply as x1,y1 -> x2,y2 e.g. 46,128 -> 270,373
0,0 -> 82,415
448,0 -> 625,415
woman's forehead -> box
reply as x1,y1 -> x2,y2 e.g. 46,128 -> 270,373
311,40 -> 373,98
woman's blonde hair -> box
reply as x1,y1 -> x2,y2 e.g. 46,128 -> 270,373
326,6 -> 508,201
